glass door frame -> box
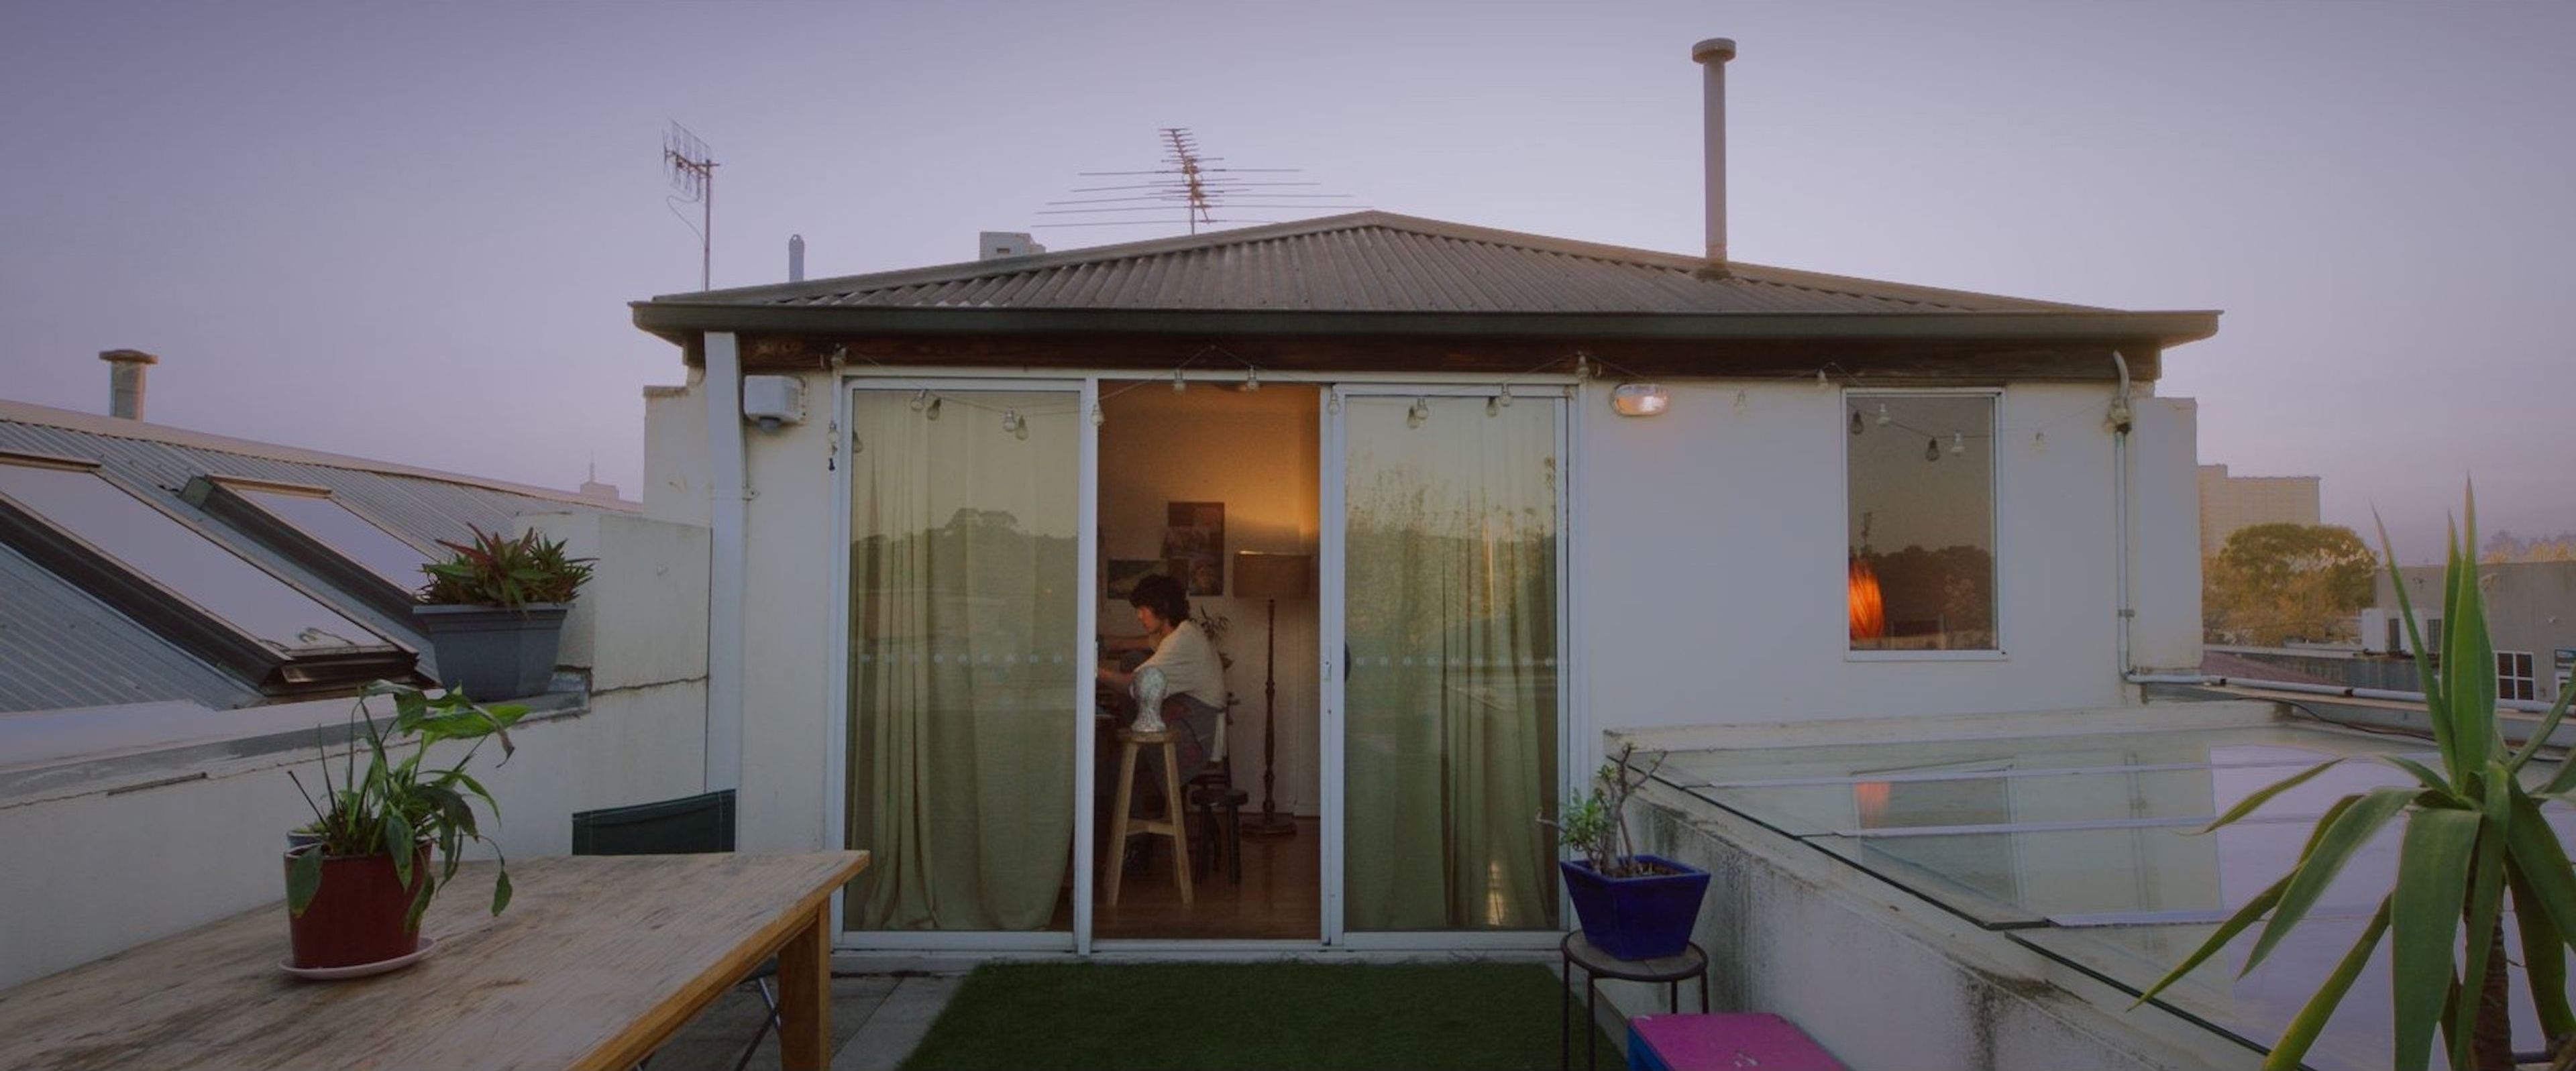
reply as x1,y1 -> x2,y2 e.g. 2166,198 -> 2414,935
1319,382 -> 1578,951
825,374 -> 1098,953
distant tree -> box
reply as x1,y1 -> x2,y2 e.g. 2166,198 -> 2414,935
2482,529 -> 2576,563
2204,523 -> 2375,645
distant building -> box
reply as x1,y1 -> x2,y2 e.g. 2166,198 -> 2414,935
2198,463 -> 2321,558
2365,560 -> 2576,706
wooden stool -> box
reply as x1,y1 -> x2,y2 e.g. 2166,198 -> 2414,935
1104,726 -> 1192,907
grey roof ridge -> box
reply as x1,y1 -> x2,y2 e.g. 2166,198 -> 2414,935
0,398 -> 632,512
639,209 -> 2116,315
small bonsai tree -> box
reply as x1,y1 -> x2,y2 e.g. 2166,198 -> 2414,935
288,681 -> 526,927
417,525 -> 593,608
1542,743 -> 1668,877
2141,486 -> 2576,1071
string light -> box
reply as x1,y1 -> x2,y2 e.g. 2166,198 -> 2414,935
1733,390 -> 1749,414
1875,404 -> 1892,427
1815,370 -> 1830,391
2032,431 -> 2046,453
1002,408 -> 1024,439
1925,437 -> 1941,461
1950,431 -> 1966,456
1090,403 -> 1105,427
1849,410 -> 1865,436
1326,390 -> 1341,415
1407,397 -> 1430,427
1499,384 -> 1513,408
1244,368 -> 1260,392
1487,396 -> 1501,417
924,397 -> 941,420
910,390 -> 926,412
1172,368 -> 1186,393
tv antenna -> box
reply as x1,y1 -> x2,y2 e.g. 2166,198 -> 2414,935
663,121 -> 718,290
1036,127 -> 1356,236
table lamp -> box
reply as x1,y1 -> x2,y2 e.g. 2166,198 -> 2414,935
1232,551 -> 1312,838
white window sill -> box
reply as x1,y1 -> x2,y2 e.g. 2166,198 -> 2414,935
1845,649 -> 2009,663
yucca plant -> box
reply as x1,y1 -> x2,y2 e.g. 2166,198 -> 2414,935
2140,486 -> 2576,1071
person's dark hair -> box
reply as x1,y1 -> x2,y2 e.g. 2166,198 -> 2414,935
1128,574 -> 1191,629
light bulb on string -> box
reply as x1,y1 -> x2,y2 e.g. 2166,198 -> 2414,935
2032,431 -> 2046,453
1849,410 -> 1865,436
925,397 -> 941,421
1172,369 -> 1186,393
1326,390 -> 1341,415
1875,404 -> 1891,427
1950,431 -> 1966,455
1407,398 -> 1430,428
1244,368 -> 1260,392
1499,384 -> 1513,408
910,390 -> 926,412
1090,403 -> 1105,428
1002,408 -> 1024,439
1487,396 -> 1501,417
1925,437 -> 1941,461
1733,390 -> 1749,414
1815,370 -> 1830,391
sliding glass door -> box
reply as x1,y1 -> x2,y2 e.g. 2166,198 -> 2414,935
843,385 -> 1086,935
1332,390 -> 1564,934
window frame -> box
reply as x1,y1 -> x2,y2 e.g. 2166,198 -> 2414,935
181,474 -> 435,621
1841,387 -> 2008,662
0,451 -> 415,695
2498,651 -> 2536,703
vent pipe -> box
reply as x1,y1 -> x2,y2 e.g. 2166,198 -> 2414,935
1692,38 -> 1737,266
788,234 -> 806,282
99,349 -> 158,420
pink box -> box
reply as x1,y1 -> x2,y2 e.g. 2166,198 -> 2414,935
1627,1013 -> 1846,1071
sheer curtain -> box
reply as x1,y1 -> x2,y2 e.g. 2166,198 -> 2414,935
845,390 -> 1078,932
1343,395 -> 1560,931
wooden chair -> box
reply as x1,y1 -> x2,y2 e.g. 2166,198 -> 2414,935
571,791 -> 776,1071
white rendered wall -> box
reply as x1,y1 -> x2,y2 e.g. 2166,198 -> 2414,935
1575,380 -> 2182,732
0,517 -> 712,989
2128,398 -> 2204,676
729,371 -> 839,852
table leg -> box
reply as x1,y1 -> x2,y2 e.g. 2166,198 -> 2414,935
1585,977 -> 1598,1071
777,901 -> 832,1071
1558,951 -> 1570,1071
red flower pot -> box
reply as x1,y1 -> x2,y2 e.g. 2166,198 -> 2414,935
284,844 -> 431,969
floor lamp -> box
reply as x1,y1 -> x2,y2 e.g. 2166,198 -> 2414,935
1232,551 -> 1311,838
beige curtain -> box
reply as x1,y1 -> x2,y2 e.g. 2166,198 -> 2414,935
845,390 -> 1079,932
1343,396 -> 1559,930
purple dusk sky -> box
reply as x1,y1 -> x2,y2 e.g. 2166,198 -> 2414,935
3,2 -> 2568,560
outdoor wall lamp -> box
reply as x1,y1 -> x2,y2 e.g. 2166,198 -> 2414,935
1609,382 -> 1670,417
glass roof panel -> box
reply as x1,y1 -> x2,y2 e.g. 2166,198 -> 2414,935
1652,726 -> 2428,789
0,463 -> 384,655
231,486 -> 430,589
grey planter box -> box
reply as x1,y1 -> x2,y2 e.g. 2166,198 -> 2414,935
411,604 -> 570,699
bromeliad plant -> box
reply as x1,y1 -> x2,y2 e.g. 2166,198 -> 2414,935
288,681 -> 527,927
2141,486 -> 2576,1071
417,525 -> 593,608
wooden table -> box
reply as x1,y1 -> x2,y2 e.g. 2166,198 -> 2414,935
0,850 -> 869,1070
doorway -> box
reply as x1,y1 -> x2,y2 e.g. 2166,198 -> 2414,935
1072,380 -> 1323,940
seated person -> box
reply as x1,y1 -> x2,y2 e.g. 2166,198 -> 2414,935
1098,574 -> 1225,804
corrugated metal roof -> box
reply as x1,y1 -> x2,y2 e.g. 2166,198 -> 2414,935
658,212 -> 2100,316
0,546 -> 259,714
0,402 -> 625,714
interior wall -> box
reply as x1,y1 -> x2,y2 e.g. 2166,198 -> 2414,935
1099,382 -> 1322,815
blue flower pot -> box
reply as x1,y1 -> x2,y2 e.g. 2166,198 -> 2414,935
1560,854 -> 1710,960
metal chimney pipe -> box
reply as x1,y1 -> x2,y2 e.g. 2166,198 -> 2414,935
788,234 -> 806,282
1692,38 -> 1737,265
98,349 -> 158,420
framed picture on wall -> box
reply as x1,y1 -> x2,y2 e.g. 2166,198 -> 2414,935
1163,502 -> 1225,596
1105,559 -> 1164,600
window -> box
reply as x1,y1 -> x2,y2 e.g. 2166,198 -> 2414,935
2500,652 -> 2536,703
229,485 -> 429,588
0,455 -> 410,691
182,475 -> 434,620
1847,392 -> 1998,653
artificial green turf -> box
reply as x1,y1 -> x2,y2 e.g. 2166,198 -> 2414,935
900,961 -> 1624,1070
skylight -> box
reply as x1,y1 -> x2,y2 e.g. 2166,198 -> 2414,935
0,456 -> 410,691
226,484 -> 429,589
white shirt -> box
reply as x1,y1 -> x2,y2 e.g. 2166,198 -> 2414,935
1140,620 -> 1226,708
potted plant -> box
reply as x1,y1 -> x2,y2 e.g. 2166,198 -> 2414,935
1544,743 -> 1711,960
2140,486 -> 2576,1071
284,681 -> 523,971
413,525 -> 592,699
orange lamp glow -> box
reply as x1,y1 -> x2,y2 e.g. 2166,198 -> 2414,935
1847,557 -> 1886,642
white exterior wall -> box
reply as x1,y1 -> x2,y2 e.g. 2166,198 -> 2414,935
678,371 -> 2204,855
0,514 -> 713,989
1576,380 -> 2180,734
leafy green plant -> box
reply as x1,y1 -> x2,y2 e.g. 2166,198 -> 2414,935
417,525 -> 593,608
2141,486 -> 2576,1071
1541,743 -> 1666,876
286,681 -> 527,927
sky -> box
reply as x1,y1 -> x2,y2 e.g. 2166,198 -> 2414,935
2,1 -> 2569,561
